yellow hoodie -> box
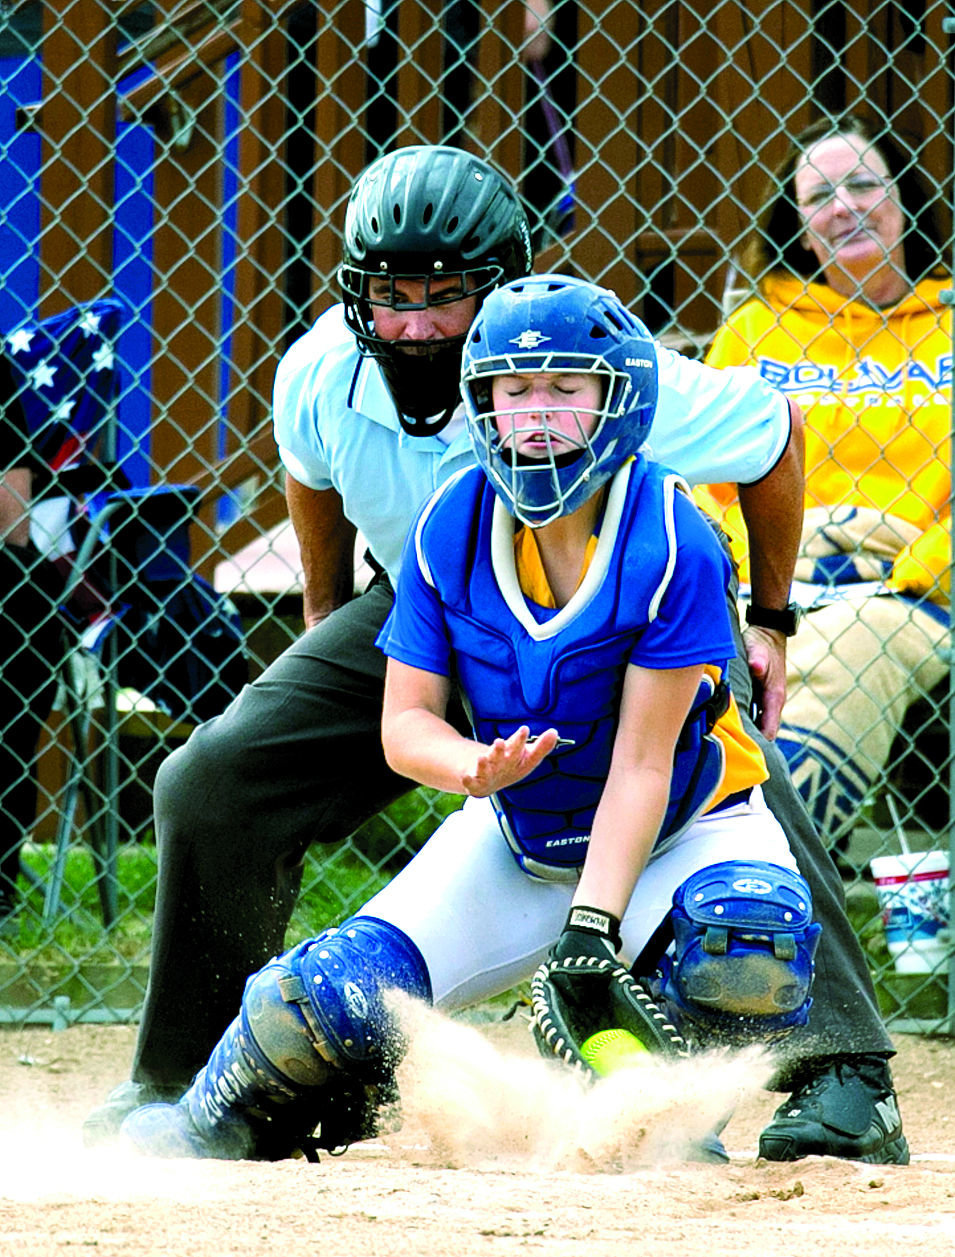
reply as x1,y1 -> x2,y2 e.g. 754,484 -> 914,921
700,275 -> 952,603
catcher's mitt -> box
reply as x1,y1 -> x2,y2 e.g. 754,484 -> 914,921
531,914 -> 688,1075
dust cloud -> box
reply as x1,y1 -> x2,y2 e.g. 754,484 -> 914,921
393,996 -> 777,1170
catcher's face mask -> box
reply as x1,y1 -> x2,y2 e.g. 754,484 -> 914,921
462,274 -> 659,529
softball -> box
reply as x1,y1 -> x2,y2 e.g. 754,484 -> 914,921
580,1027 -> 651,1076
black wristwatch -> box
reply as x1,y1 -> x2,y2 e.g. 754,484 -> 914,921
744,601 -> 802,637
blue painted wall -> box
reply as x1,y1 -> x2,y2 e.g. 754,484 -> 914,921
0,44 -> 239,494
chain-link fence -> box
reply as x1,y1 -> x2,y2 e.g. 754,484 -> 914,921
0,1 -> 952,1033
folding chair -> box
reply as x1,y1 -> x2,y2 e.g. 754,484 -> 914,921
8,300 -> 247,926
48,482 -> 228,926
5,298 -> 125,923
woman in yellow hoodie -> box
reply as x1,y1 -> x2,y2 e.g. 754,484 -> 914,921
703,112 -> 950,855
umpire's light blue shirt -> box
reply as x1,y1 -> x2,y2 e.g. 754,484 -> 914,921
274,304 -> 790,584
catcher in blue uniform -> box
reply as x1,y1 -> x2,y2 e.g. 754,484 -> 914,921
121,275 -> 820,1162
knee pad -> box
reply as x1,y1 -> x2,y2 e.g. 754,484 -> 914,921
283,916 -> 432,1077
237,951 -> 338,1091
661,860 -> 822,1044
189,953 -> 340,1136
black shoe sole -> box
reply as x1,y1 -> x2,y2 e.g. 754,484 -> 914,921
758,1130 -> 910,1164
857,1135 -> 910,1165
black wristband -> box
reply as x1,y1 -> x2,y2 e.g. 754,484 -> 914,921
565,905 -> 622,952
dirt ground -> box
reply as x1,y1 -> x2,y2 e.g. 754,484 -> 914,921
1,1009 -> 954,1257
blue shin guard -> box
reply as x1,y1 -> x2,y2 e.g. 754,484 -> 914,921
659,860 -> 822,1046
122,917 -> 431,1160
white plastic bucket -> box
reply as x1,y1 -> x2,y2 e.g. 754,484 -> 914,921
869,850 -> 950,974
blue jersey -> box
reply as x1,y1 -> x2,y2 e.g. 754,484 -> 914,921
378,459 -> 740,877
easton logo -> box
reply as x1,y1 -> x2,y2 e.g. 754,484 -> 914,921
343,981 -> 369,1020
731,877 -> 773,895
510,329 -> 550,349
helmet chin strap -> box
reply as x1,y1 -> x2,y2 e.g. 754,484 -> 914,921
510,447 -> 584,469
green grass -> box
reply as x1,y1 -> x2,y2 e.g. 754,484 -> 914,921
9,842 -> 157,964
3,790 -> 947,1030
4,787 -> 466,971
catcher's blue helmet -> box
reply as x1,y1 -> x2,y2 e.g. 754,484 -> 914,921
461,274 -> 658,528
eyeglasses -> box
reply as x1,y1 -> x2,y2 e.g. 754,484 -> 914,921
796,173 -> 894,212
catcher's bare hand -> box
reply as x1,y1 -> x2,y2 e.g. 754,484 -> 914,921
461,725 -> 558,797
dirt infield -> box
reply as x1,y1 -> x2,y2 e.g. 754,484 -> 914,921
1,1010 -> 954,1257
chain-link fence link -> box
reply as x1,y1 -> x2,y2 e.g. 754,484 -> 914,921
0,1 -> 952,1033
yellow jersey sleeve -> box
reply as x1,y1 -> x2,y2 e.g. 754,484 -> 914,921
702,665 -> 768,809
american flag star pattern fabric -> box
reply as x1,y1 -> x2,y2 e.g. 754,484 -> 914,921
6,297 -> 125,473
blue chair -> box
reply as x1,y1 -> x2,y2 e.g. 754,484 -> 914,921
8,300 -> 246,926
49,482 -> 245,926
5,298 -> 126,924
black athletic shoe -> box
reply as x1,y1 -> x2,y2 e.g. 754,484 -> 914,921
758,1054 -> 910,1164
82,1079 -> 186,1148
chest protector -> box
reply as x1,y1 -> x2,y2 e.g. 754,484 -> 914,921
416,462 -> 727,880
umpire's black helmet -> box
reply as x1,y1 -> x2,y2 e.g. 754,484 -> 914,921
339,145 -> 533,436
